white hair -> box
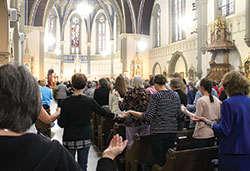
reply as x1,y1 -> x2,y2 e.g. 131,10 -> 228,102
132,75 -> 144,89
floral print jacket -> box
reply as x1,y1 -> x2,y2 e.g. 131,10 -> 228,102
119,88 -> 151,126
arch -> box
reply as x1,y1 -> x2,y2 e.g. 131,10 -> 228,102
44,8 -> 58,53
95,12 -> 107,54
0,0 -> 9,65
168,51 -> 188,77
152,62 -> 162,75
152,4 -> 161,48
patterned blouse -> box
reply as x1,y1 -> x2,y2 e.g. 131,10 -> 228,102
119,88 -> 151,126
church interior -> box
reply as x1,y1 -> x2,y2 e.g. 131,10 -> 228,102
1,0 -> 250,171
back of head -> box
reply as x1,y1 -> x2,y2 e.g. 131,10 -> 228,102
172,72 -> 182,80
222,71 -> 250,97
0,64 -> 41,132
71,73 -> 87,90
154,74 -> 167,86
124,77 -> 130,88
132,75 -> 144,89
99,78 -> 109,88
200,78 -> 213,102
170,78 -> 181,89
115,75 -> 127,97
149,76 -> 155,86
40,79 -> 46,86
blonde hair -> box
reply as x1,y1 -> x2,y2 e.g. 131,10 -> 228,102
222,71 -> 250,97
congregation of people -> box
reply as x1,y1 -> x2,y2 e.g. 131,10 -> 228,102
0,63 -> 250,171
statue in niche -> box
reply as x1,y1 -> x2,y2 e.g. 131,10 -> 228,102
131,55 -> 143,78
245,60 -> 250,80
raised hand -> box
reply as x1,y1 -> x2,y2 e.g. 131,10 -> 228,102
102,134 -> 128,160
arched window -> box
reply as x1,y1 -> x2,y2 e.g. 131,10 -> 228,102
71,15 -> 81,54
153,5 -> 161,48
96,14 -> 106,54
172,0 -> 185,42
219,0 -> 234,17
45,9 -> 57,52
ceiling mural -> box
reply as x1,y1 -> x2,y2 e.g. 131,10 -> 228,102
25,0 -> 155,35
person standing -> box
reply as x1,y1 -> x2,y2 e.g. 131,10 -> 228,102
189,71 -> 250,171
53,82 -> 68,108
58,73 -> 118,171
122,74 -> 182,166
182,78 -> 221,148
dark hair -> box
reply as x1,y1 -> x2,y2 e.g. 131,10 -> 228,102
149,76 -> 155,86
222,71 -> 249,97
0,64 -> 41,132
115,75 -> 127,98
200,78 -> 214,103
99,78 -> 109,88
154,74 -> 167,85
170,78 -> 181,89
71,73 -> 87,90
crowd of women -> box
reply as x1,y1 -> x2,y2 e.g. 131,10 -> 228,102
0,63 -> 250,171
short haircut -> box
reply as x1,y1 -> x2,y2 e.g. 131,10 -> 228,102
99,78 -> 109,88
71,73 -> 87,90
132,75 -> 144,89
170,78 -> 181,89
154,74 -> 167,85
0,64 -> 41,132
222,71 -> 250,97
40,79 -> 46,86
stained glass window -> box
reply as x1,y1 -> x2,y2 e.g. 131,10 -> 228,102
46,10 -> 57,52
97,14 -> 106,54
154,5 -> 161,48
71,16 -> 81,54
172,0 -> 185,42
220,0 -> 234,17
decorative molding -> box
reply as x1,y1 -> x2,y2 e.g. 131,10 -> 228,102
0,52 -> 9,65
149,38 -> 197,59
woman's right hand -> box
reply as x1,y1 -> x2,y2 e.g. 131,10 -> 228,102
190,115 -> 206,122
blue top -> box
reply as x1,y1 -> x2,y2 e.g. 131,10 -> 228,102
40,86 -> 53,106
213,94 -> 250,154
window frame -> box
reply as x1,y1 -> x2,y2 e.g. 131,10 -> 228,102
96,13 -> 106,54
70,15 -> 82,54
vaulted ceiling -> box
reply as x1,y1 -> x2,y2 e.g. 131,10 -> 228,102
26,0 -> 155,35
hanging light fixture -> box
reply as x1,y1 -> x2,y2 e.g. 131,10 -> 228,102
77,0 -> 93,19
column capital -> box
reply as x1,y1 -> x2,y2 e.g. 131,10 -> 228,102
60,41 -> 65,45
0,52 -> 10,66
87,42 -> 92,46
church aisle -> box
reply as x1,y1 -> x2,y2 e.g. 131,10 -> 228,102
50,100 -> 101,171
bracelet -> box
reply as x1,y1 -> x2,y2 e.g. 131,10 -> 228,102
205,119 -> 214,129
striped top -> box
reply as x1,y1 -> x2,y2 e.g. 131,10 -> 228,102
142,90 -> 182,134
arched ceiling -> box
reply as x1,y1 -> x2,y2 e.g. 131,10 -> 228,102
26,0 -> 155,35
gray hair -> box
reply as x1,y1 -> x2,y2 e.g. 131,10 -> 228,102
132,75 -> 144,89
0,64 -> 41,132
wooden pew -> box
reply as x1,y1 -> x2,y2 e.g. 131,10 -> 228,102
152,146 -> 218,171
175,129 -> 197,150
97,116 -> 114,151
125,133 -> 153,171
90,112 -> 98,145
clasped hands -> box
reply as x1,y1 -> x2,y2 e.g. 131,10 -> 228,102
181,105 -> 207,122
118,110 -> 132,118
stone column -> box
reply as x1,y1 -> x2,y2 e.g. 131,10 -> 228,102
121,34 -> 127,73
0,0 -> 9,65
39,28 -> 45,79
110,39 -> 114,77
19,0 -> 25,65
60,41 -> 64,80
245,0 -> 250,47
87,42 -> 91,75
214,0 -> 219,20
196,0 -> 208,79
13,25 -> 19,64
